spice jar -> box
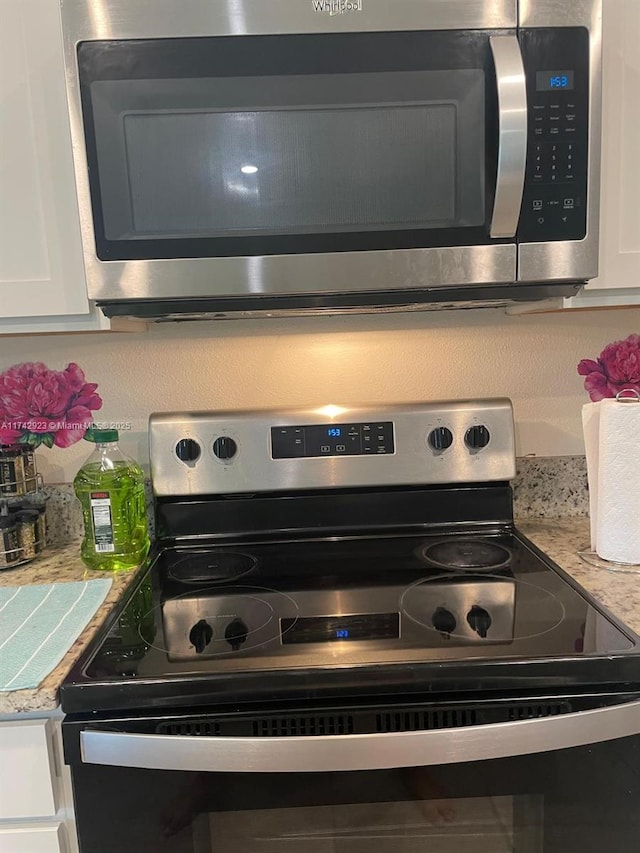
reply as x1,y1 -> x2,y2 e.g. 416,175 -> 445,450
24,494 -> 47,552
0,445 -> 25,496
21,446 -> 37,493
16,509 -> 40,560
0,515 -> 20,567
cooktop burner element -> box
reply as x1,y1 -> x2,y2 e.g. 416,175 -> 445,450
421,539 -> 512,571
166,550 -> 257,584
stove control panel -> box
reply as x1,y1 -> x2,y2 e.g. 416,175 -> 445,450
271,421 -> 394,459
149,399 -> 515,496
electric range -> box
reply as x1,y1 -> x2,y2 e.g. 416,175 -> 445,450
60,399 -> 640,715
61,400 -> 640,853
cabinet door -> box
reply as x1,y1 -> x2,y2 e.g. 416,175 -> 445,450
0,0 -> 93,321
0,720 -> 58,820
0,823 -> 66,853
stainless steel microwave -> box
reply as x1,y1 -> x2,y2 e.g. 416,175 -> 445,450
60,0 -> 602,320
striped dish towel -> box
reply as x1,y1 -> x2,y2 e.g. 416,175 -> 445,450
0,580 -> 112,691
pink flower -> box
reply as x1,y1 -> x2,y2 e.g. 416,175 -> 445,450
0,361 -> 102,448
578,333 -> 640,402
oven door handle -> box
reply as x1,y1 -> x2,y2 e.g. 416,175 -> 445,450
80,699 -> 640,773
489,35 -> 527,238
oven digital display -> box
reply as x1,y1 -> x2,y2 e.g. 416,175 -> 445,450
536,70 -> 574,90
280,613 -> 400,644
271,421 -> 394,458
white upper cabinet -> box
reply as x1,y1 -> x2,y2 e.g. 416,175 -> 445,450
562,0 -> 640,308
0,0 -> 108,332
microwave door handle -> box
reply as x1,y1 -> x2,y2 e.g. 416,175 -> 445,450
489,35 -> 528,238
80,699 -> 640,773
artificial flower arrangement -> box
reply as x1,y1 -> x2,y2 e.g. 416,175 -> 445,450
0,362 -> 102,449
577,333 -> 639,401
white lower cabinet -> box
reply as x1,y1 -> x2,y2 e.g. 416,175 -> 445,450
0,715 -> 77,853
0,822 -> 67,853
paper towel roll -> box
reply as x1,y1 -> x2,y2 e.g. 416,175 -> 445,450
592,398 -> 640,564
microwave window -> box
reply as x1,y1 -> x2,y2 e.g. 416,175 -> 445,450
122,105 -> 458,237
89,70 -> 485,244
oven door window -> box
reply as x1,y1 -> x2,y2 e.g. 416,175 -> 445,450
68,735 -> 639,852
77,32 -> 499,260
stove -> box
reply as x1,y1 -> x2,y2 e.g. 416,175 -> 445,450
61,400 -> 640,853
61,399 -> 639,714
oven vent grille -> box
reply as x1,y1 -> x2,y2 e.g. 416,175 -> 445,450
160,721 -> 222,737
253,716 -> 355,737
156,701 -> 572,739
376,702 -> 570,733
508,703 -> 568,721
376,709 -> 478,732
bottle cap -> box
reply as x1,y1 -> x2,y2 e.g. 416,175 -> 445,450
85,428 -> 119,443
0,516 -> 17,530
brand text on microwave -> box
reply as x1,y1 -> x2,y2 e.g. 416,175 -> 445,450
312,0 -> 363,16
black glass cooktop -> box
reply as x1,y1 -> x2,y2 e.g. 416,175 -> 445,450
60,529 -> 638,714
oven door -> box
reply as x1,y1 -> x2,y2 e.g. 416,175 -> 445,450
62,1 -> 526,303
64,694 -> 640,853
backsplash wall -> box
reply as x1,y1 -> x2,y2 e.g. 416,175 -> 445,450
41,456 -> 591,548
1,306 -> 638,483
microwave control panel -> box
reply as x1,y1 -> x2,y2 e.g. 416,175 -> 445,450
518,28 -> 589,243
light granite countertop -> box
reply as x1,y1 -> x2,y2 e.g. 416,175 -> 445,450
518,517 -> 640,636
1,517 -> 638,715
0,544 -> 142,714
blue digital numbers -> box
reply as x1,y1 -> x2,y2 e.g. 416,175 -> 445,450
335,629 -> 350,639
536,70 -> 574,92
327,427 -> 341,437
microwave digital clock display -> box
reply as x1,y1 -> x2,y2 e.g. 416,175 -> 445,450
536,70 -> 574,91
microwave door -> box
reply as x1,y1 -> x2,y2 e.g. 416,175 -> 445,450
69,29 -> 523,305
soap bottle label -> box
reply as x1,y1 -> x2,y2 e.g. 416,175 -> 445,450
90,491 -> 115,552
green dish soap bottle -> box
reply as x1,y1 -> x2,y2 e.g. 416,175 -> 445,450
74,428 -> 150,572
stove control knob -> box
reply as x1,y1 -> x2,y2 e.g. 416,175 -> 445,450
213,436 -> 238,461
465,425 -> 490,451
428,427 -> 454,452
432,606 -> 457,635
467,605 -> 492,639
189,619 -> 213,654
225,618 -> 248,652
176,438 -> 201,464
